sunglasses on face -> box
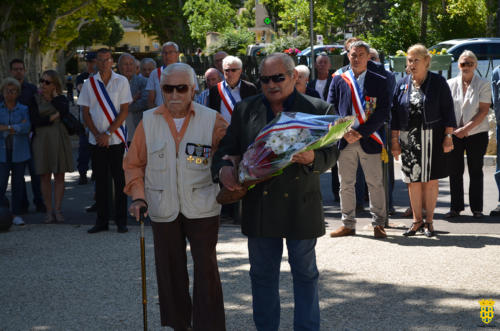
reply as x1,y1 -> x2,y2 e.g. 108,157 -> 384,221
224,68 -> 240,73
162,84 -> 189,94
39,79 -> 52,86
459,61 -> 475,68
260,73 -> 286,84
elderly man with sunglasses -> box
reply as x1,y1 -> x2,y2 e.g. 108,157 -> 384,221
208,55 -> 257,124
212,53 -> 338,331
124,63 -> 228,331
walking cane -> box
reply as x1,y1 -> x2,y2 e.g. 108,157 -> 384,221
139,206 -> 148,331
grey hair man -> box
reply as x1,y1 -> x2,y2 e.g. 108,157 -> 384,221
208,55 -> 257,123
124,62 -> 228,330
118,53 -> 148,141
212,52 -> 338,330
195,67 -> 222,106
140,58 -> 157,78
145,42 -> 199,108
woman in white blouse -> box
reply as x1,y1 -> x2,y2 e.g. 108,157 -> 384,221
447,50 -> 492,219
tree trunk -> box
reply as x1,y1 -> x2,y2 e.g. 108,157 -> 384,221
420,0 -> 428,44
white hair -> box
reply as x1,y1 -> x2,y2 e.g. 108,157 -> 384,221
295,65 -> 310,79
117,53 -> 135,65
162,41 -> 179,52
140,58 -> 157,68
222,56 -> 242,69
161,63 -> 195,86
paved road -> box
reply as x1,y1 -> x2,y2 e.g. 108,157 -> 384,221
1,159 -> 499,330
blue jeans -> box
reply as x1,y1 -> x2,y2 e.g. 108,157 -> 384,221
496,125 -> 500,202
248,237 -> 320,331
0,154 -> 27,215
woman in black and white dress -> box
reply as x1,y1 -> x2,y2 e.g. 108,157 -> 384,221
391,44 -> 456,237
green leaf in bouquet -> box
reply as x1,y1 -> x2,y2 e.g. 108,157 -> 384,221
305,116 -> 354,151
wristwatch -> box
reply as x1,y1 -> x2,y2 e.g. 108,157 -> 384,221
7,125 -> 11,130
445,133 -> 453,138
105,130 -> 112,136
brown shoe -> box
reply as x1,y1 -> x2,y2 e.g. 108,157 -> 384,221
330,226 -> 356,237
374,225 -> 387,238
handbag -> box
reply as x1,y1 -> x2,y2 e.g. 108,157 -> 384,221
61,112 -> 84,136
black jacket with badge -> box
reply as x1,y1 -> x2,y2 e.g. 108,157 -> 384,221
211,90 -> 339,239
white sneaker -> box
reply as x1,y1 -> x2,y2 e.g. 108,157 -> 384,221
12,216 -> 24,226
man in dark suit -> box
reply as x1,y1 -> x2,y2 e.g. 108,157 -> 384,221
212,53 -> 338,331
208,55 -> 257,124
307,54 -> 332,101
328,40 -> 389,239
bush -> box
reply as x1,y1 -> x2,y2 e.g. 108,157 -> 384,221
206,29 -> 255,56
264,35 -> 310,54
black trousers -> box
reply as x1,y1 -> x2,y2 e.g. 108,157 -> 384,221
90,143 -> 127,226
449,132 -> 488,212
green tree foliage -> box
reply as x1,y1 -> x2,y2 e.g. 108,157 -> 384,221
183,0 -> 237,47
238,0 -> 256,29
431,0 -> 488,40
118,0 -> 190,46
206,29 -> 255,56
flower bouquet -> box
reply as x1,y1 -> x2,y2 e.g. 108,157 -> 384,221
216,112 -> 354,204
283,48 -> 301,56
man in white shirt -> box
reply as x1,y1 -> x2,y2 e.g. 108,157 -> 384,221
146,42 -> 199,108
77,48 -> 132,234
208,55 -> 257,124
307,54 -> 332,101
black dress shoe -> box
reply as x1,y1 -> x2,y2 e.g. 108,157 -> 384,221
86,203 -> 97,213
87,225 -> 109,234
78,175 -> 88,185
117,225 -> 128,233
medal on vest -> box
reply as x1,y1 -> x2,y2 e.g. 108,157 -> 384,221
186,143 -> 195,163
364,96 -> 377,119
185,143 -> 211,165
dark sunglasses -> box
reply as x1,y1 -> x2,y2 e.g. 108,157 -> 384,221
260,74 -> 286,84
459,61 -> 474,68
223,68 -> 240,73
39,79 -> 52,86
162,84 -> 189,94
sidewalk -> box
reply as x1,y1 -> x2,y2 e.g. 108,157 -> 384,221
1,161 -> 499,330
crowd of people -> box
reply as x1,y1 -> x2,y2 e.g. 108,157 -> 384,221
1,37 -> 499,330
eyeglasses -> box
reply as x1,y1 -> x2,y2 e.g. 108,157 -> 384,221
39,79 -> 52,86
162,84 -> 189,94
260,74 -> 286,84
459,61 -> 475,68
224,68 -> 240,73
162,50 -> 178,55
4,88 -> 18,95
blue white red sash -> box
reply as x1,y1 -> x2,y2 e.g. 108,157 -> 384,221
217,81 -> 237,116
89,76 -> 128,147
255,114 -> 330,142
339,70 -> 383,145
156,65 -> 166,82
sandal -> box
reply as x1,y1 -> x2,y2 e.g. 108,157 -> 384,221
54,210 -> 65,223
445,210 -> 460,218
403,220 -> 424,237
43,213 -> 55,224
424,222 -> 435,237
402,207 -> 413,217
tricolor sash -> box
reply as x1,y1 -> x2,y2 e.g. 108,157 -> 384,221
89,76 -> 128,147
217,81 -> 237,117
156,65 -> 166,82
339,70 -> 383,145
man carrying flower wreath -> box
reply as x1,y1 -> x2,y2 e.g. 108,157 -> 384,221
212,52 -> 339,331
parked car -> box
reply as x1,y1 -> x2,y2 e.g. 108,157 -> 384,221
246,44 -> 270,56
429,38 -> 500,79
297,44 -> 344,65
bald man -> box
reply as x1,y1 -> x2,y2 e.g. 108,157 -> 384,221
196,68 -> 222,106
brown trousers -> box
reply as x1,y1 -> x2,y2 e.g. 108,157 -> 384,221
151,214 -> 226,331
